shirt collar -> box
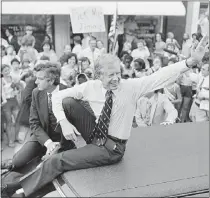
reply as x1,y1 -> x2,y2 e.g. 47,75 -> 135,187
47,85 -> 59,96
98,80 -> 121,97
60,78 -> 67,86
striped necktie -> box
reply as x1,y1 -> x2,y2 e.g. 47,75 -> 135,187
87,90 -> 113,144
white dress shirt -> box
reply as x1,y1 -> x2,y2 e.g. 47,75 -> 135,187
72,44 -> 82,57
52,60 -> 189,140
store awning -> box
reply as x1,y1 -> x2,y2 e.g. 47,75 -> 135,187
2,1 -> 186,16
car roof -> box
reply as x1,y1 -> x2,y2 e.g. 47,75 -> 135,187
61,122 -> 209,197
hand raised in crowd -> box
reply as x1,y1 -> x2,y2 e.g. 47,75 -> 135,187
60,118 -> 81,141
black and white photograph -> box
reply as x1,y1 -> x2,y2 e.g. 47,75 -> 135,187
1,1 -> 209,197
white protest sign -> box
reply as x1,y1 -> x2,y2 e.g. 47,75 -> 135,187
70,6 -> 105,33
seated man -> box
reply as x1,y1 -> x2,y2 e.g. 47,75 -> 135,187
1,35 -> 208,198
2,63 -> 75,172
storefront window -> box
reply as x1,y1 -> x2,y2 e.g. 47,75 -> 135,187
1,15 -> 54,52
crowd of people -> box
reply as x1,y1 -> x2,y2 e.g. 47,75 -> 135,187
1,20 -> 209,197
1,24 -> 209,152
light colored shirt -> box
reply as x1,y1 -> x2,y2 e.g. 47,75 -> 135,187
72,44 -> 82,57
52,60 -> 189,140
154,41 -> 166,55
131,47 -> 150,60
78,47 -> 101,69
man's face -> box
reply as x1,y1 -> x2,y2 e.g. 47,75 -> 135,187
26,26 -> 33,35
201,64 -> 209,77
137,42 -> 144,49
35,71 -> 52,91
101,63 -> 121,90
89,40 -> 97,50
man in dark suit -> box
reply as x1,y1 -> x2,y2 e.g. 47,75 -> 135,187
3,63 -> 75,172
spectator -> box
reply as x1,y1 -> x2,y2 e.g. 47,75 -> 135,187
97,40 -> 106,54
60,66 -> 76,88
166,32 -> 181,50
163,82 -> 182,112
163,42 -> 178,61
83,67 -> 94,80
121,54 -> 134,79
21,58 -> 31,74
119,51 -> 129,62
181,33 -> 192,58
76,73 -> 89,85
5,28 -> 20,54
38,41 -> 58,63
131,39 -> 150,69
190,63 -> 209,122
79,37 -> 101,69
177,69 -> 194,122
1,64 -> 20,147
147,56 -> 163,75
18,37 -> 39,65
65,53 -> 78,72
21,25 -> 36,48
191,33 -> 199,47
135,89 -> 178,127
59,45 -> 72,66
80,57 -> 91,72
2,45 -> 20,66
72,36 -> 82,57
154,33 -> 166,56
133,58 -> 146,78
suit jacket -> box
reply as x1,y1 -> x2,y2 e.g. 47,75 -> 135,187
29,84 -> 67,145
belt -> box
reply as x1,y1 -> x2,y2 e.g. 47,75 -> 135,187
107,135 -> 127,144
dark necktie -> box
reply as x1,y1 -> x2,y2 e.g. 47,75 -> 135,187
87,90 -> 113,145
48,93 -> 57,131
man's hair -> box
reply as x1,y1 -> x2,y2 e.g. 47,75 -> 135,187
35,62 -> 61,85
134,58 -> 146,71
94,53 -> 120,79
11,58 -> 20,65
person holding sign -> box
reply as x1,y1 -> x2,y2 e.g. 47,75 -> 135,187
78,37 -> 101,69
